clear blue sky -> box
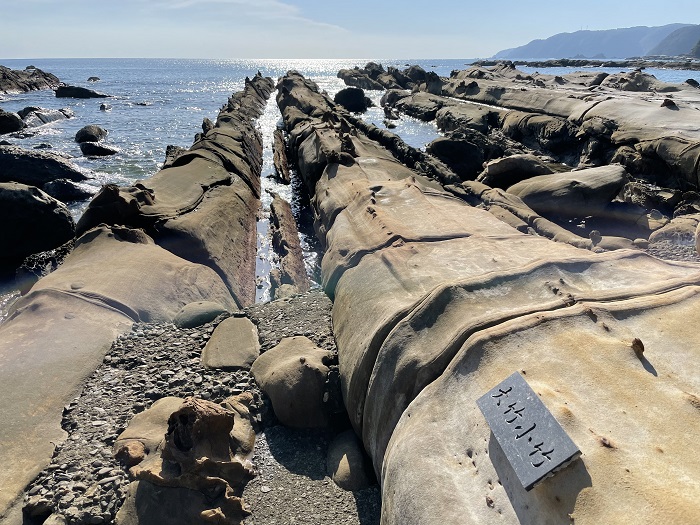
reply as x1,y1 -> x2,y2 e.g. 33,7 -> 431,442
1,0 -> 698,59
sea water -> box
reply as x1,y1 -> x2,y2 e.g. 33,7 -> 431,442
1,58 -> 699,318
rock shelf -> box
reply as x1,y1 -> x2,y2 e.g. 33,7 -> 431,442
280,69 -> 700,524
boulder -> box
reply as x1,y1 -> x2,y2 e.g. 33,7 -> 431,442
337,68 -> 384,91
87,76 -> 100,82
326,430 -> 372,491
173,301 -> 230,328
0,108 -> 25,134
79,141 -> 119,156
75,124 -> 107,143
251,336 -> 331,428
55,85 -> 108,98
0,145 -> 90,186
507,164 -> 629,219
0,182 -> 75,267
404,65 -> 427,84
334,87 -> 371,113
201,316 -> 260,370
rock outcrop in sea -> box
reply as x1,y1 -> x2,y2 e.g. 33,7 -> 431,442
0,65 -> 61,94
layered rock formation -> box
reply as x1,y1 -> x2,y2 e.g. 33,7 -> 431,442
278,70 -> 700,525
0,76 -> 275,520
76,73 -> 275,308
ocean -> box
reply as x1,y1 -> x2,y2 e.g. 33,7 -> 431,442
1,58 -> 699,318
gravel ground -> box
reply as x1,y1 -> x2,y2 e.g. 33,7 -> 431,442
646,239 -> 700,263
20,289 -> 380,525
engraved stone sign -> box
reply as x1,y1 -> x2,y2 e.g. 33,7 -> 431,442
476,372 -> 580,491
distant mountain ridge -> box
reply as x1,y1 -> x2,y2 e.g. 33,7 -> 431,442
648,25 -> 700,55
494,24 -> 692,59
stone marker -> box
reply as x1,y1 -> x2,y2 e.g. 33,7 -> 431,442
201,316 -> 260,370
477,372 -> 581,491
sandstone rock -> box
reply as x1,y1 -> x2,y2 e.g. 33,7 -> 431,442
77,74 -> 274,308
251,336 -> 331,428
173,301 -> 230,328
269,193 -> 310,300
0,108 -> 25,134
202,316 -> 260,370
279,70 -> 700,525
337,68 -> 384,91
477,153 -> 554,189
114,396 -> 255,525
163,144 -> 187,169
426,137 -> 486,180
56,85 -> 108,98
649,214 -> 700,245
326,430 -> 372,491
0,182 -> 75,267
507,164 -> 629,219
75,125 -> 107,143
334,87 -> 371,113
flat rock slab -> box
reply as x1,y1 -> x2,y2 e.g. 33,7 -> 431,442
202,316 -> 260,370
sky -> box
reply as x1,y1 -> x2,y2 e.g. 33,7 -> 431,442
1,0 -> 699,59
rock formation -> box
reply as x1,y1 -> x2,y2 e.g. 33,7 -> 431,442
269,192 -> 311,300
55,85 -> 109,98
76,73 -> 275,308
114,395 -> 256,524
0,109 -> 25,134
272,128 -> 290,183
277,70 -> 700,525
0,65 -> 61,94
0,77 -> 275,519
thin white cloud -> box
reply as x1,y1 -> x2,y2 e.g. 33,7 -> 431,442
154,0 -> 347,32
